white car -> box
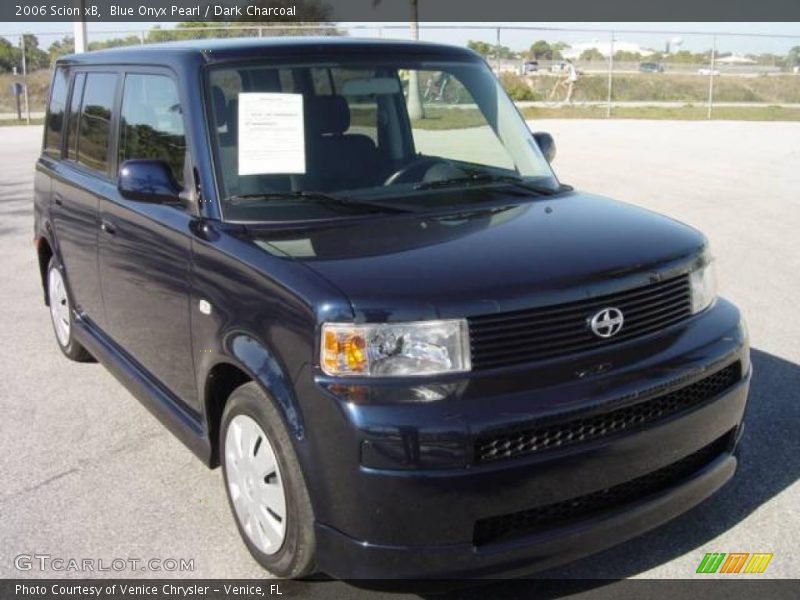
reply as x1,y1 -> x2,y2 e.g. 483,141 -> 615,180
698,67 -> 721,76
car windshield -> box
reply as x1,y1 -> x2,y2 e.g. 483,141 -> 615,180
206,56 -> 560,221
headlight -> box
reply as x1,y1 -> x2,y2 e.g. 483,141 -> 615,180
690,258 -> 717,314
321,320 -> 471,377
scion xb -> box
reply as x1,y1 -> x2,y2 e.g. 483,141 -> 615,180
34,38 -> 750,578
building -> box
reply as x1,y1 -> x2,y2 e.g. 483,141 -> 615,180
562,40 -> 655,59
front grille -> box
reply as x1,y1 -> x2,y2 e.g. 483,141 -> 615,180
475,361 -> 740,464
473,430 -> 733,546
469,274 -> 692,370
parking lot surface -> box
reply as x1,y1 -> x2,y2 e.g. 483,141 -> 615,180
0,120 -> 798,586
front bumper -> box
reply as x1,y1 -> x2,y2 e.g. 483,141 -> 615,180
315,440 -> 739,578
295,299 -> 750,579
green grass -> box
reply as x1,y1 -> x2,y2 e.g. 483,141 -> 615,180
508,73 -> 800,104
408,104 -> 800,129
521,104 -> 800,121
411,107 -> 488,130
0,118 -> 44,126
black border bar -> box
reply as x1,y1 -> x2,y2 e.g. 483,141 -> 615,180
2,579 -> 799,600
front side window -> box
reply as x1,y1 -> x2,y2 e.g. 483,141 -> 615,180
77,73 -> 117,174
119,74 -> 186,186
43,67 -> 68,158
207,58 -> 558,222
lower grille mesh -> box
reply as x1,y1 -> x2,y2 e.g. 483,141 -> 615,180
473,430 -> 734,546
475,361 -> 740,464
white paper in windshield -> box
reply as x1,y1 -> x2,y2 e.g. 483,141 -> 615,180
238,93 -> 305,175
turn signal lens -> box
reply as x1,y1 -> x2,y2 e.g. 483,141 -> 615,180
322,330 -> 341,374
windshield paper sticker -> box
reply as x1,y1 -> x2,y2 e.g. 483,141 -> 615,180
238,93 -> 306,175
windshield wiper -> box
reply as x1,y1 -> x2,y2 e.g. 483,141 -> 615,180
227,190 -> 412,214
414,172 -> 559,196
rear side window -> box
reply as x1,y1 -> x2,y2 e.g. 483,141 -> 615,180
43,68 -> 68,158
77,73 -> 118,174
119,74 -> 186,186
65,73 -> 85,161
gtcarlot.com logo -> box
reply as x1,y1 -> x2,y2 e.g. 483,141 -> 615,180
14,554 -> 194,573
696,552 -> 773,574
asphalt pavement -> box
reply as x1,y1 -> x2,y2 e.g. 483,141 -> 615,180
0,120 -> 798,591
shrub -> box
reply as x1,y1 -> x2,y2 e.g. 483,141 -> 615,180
499,72 -> 538,101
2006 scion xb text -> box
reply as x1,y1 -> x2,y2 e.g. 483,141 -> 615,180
15,584 -> 283,597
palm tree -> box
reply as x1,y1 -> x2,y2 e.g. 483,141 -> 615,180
373,0 -> 425,119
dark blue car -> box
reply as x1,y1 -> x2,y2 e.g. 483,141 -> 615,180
34,38 -> 750,579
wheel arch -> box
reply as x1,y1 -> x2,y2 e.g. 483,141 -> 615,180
204,333 -> 306,468
36,235 -> 54,305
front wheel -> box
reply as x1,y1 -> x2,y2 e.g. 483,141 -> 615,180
220,382 -> 316,578
46,257 -> 93,362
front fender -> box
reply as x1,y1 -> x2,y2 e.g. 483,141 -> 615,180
222,331 -> 305,440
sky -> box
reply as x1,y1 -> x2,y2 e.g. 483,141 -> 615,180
1,22 -> 799,55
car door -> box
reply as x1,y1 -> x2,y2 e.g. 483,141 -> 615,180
49,70 -> 110,328
96,70 -> 198,409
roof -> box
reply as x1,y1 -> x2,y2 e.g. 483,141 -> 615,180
56,36 -> 481,66
716,54 -> 757,64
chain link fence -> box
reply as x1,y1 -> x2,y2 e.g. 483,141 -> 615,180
2,24 -> 800,122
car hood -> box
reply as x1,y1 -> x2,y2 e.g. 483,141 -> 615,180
247,191 -> 706,321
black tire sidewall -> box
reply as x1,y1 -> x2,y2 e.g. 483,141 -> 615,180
220,382 -> 316,578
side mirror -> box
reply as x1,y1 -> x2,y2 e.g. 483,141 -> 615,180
117,159 -> 181,204
533,132 -> 556,163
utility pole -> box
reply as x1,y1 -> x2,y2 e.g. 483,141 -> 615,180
496,27 -> 502,74
73,0 -> 87,53
606,32 -> 615,118
707,35 -> 717,120
20,35 -> 30,124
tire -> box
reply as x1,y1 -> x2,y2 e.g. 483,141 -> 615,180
46,256 -> 93,362
220,382 -> 316,578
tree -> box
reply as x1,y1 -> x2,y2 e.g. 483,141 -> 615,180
529,40 -> 552,60
495,45 -> 517,60
613,50 -> 642,62
0,37 -> 16,72
579,48 -> 605,62
88,36 -> 141,51
48,36 -> 75,63
663,49 -> 709,64
468,40 -> 515,60
789,46 -> 800,66
20,34 -> 50,71
550,42 -> 567,60
467,40 -> 493,58
0,33 -> 48,73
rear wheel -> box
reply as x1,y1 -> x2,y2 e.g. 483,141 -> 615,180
220,382 -> 316,578
47,257 -> 92,362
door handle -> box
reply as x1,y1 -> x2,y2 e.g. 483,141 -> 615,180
53,193 -> 63,206
100,219 -> 117,235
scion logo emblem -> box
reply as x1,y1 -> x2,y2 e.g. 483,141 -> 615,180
589,307 -> 624,338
